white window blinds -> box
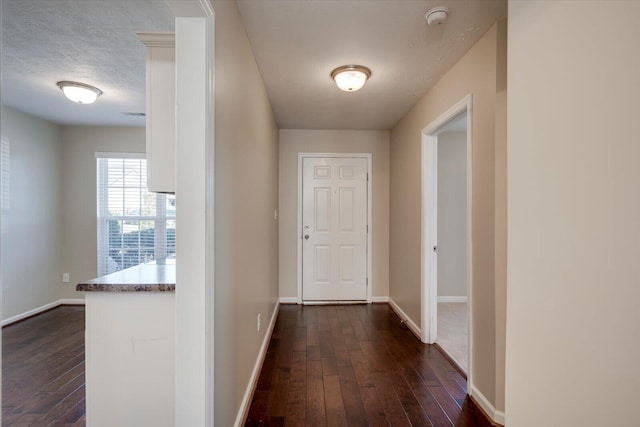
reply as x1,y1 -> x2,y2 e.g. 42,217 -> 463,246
96,154 -> 175,276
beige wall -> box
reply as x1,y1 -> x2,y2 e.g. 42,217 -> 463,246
212,1 -> 280,425
279,129 -> 390,300
437,131 -> 467,298
506,2 -> 640,425
389,22 -> 507,413
494,18 -> 507,415
1,107 -> 62,320
59,126 -> 145,300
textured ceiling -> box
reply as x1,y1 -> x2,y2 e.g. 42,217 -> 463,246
237,0 -> 506,130
1,0 -> 174,126
2,0 -> 506,130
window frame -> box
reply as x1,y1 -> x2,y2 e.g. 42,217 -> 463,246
96,152 -> 175,276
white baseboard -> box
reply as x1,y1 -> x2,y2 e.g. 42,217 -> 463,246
388,298 -> 422,340
1,298 -> 86,327
303,300 -> 366,305
279,296 -> 390,304
234,301 -> 280,427
470,383 -> 505,425
437,296 -> 468,303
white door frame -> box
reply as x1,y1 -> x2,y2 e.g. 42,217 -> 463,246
297,153 -> 373,304
421,94 -> 473,387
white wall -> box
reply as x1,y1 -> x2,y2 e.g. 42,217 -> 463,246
212,1 -> 280,425
437,131 -> 467,298
506,2 -> 640,425
0,108 -> 144,316
60,126 -> 145,300
1,106 -> 62,321
279,129 -> 390,300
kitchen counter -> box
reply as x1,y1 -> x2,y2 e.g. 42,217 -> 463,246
76,260 -> 175,292
78,258 -> 176,426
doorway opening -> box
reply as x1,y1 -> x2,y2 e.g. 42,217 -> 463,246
421,95 -> 472,385
297,153 -> 372,304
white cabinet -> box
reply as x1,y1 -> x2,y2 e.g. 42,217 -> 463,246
137,32 -> 176,194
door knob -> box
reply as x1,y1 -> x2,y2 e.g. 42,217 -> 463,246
304,234 -> 310,240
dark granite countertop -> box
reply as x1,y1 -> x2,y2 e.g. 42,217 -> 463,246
76,260 -> 175,292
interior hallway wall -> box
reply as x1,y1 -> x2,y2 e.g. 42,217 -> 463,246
59,125 -> 145,300
0,106 -> 62,321
279,129 -> 390,300
212,1 -> 280,425
493,19 -> 508,412
506,2 -> 640,425
389,21 -> 507,415
437,131 -> 467,298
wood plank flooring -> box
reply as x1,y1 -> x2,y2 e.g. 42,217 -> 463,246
2,304 -> 491,426
246,304 -> 493,427
2,306 -> 86,426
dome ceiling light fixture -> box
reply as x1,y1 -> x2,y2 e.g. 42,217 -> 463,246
330,65 -> 371,92
56,81 -> 103,104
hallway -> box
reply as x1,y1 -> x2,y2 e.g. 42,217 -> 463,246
246,304 -> 491,426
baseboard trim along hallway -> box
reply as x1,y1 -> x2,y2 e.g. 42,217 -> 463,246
388,297 -> 422,340
437,296 -> 468,303
235,301 -> 281,427
470,384 -> 506,426
279,296 -> 391,304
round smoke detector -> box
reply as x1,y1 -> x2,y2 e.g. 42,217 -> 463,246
425,6 -> 449,27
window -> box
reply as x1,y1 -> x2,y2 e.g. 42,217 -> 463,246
96,153 -> 175,276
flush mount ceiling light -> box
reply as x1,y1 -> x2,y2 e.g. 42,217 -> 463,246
56,81 -> 103,104
331,65 -> 371,92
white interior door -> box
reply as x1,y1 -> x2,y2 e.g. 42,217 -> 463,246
302,157 -> 368,301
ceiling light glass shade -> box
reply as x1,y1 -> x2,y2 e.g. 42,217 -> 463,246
331,65 -> 371,92
57,81 -> 103,104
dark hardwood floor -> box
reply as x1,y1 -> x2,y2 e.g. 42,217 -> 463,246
246,304 -> 492,427
2,306 -> 86,426
1,304 -> 491,426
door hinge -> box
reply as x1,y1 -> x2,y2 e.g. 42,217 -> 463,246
366,173 -> 369,182
366,277 -> 369,287
367,225 -> 369,233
